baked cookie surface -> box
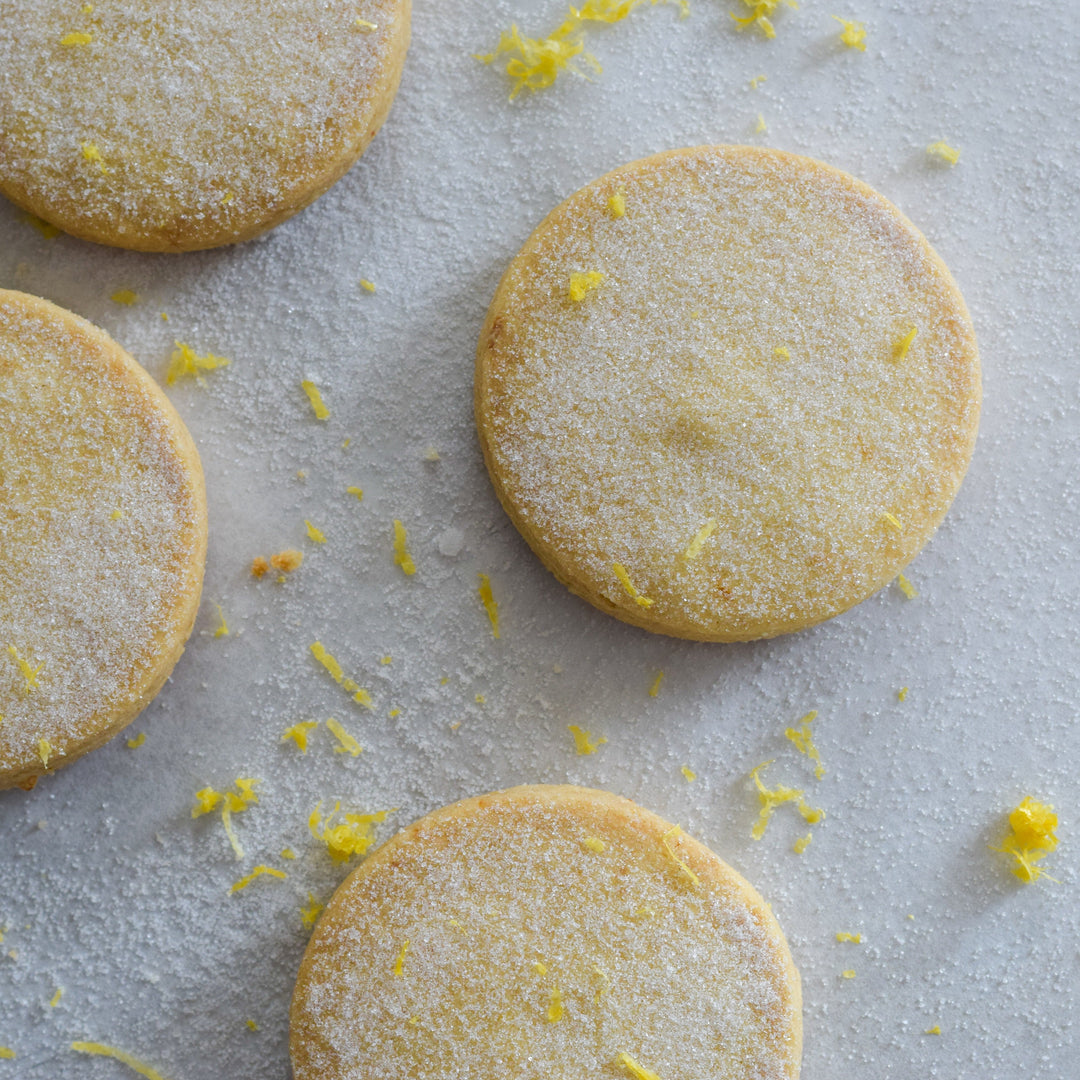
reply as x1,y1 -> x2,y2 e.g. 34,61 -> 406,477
476,146 -> 981,641
0,291 -> 207,790
291,784 -> 802,1080
0,1 -> 411,252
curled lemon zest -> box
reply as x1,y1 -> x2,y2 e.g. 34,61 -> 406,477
793,832 -> 812,854
192,778 -> 260,860
842,969 -> 856,979
784,710 -> 824,779
326,717 -> 363,757
898,686 -> 909,701
661,824 -> 699,887
309,801 -> 389,862
612,563 -> 654,607
213,603 -> 229,638
346,486 -> 364,501
126,733 -> 146,749
167,342 -> 229,386
892,325 -> 918,362
360,278 -> 377,293
230,865 -> 287,894
80,141 -> 109,173
617,1052 -> 662,1080
71,1043 -> 170,1080
836,931 -> 862,943
925,1025 -> 942,1035
37,739 -> 52,766
750,760 -> 823,839
61,31 -> 93,46
881,511 -> 903,532
300,892 -> 324,929
731,0 -> 798,40
568,724 -> 607,755
305,520 -> 326,543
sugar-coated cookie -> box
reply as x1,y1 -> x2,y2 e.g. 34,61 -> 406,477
0,291 -> 207,790
0,1 -> 411,252
476,146 -> 981,641
291,784 -> 802,1080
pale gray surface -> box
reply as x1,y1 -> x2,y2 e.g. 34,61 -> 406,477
1,2 -> 1077,1078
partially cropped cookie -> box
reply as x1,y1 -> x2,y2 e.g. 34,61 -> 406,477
0,2 -> 410,251
291,784 -> 802,1080
0,291 -> 207,790
476,146 -> 981,641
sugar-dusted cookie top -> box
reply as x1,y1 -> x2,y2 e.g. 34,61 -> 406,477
476,146 -> 980,641
0,291 -> 207,789
0,1 -> 410,251
291,784 -> 802,1080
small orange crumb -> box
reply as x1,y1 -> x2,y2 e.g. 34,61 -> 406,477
251,556 -> 270,579
617,1051 -> 662,1080
271,549 -> 304,573
230,865 -> 287,894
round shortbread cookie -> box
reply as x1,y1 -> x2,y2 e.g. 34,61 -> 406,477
0,291 -> 207,790
291,784 -> 802,1080
476,146 -> 981,641
0,1 -> 410,252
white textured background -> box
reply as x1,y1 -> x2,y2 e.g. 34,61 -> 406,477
1,2 -> 1077,1077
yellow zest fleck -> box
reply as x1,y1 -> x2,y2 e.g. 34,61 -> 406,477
547,986 -> 564,1023
612,562 -> 654,608
393,520 -> 417,575
617,1052 -> 662,1080
309,801 -> 389,862
126,732 -> 146,749
568,724 -> 607,755
892,325 -> 918,362
213,603 -> 229,638
301,380 -> 330,420
681,765 -> 696,782
925,1025 -> 942,1035
37,739 -> 52,767
927,140 -> 960,166
755,113 -> 768,133
793,832 -> 812,854
305,520 -> 326,544
8,645 -> 43,694
750,760 -> 823,840
836,931 -> 861,943
271,549 -> 304,573
300,892 -> 324,929
0,1046 -> 13,1059
532,960 -> 548,975
326,717 -> 363,757
167,342 -> 230,386
70,1042 -> 170,1080
230,865 -> 287,894
785,710 -> 824,779
842,969 -> 856,979
477,573 -> 501,638
251,556 -> 269,579
310,642 -> 373,709
191,778 -> 260,860
346,486 -> 364,501
749,73 -> 767,88
110,509 -> 123,521
682,517 -> 717,561
896,573 -> 918,599
390,708 -> 403,719
80,141 -> 109,174
393,939 -> 410,977
898,686 -> 909,701
355,18 -> 378,31
221,191 -> 235,205
831,15 -> 866,50
245,1020 -> 258,1032
424,447 -> 441,462
61,31 -> 93,46
380,655 -> 392,666
592,965 -> 610,1003
360,279 -> 376,293
661,824 -> 699,887
475,694 -> 486,705
569,270 -> 605,302
281,720 -> 319,754
160,312 -> 169,321
992,796 -> 1059,883
23,213 -> 60,239
774,345 -> 790,359
582,836 -> 606,853
607,187 -> 626,218
111,289 -> 138,305
730,0 -> 798,39
83,3 -> 94,11
648,670 -> 664,698
881,511 -> 903,532
50,988 -> 63,1008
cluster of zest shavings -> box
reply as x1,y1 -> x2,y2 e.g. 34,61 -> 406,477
785,710 -> 824,778
191,778 -> 261,860
477,573 -> 501,637
648,670 -> 664,697
393,519 -> 417,575
612,563 -> 654,607
568,723 -> 607,754
569,270 -> 605,301
111,289 -> 138,305
309,801 -> 389,862
832,15 -> 866,50
7,645 -> 42,694
895,573 -> 918,599
326,717 -> 363,757
479,0 -> 687,99
731,0 -> 798,39
301,380 -> 330,420
71,1042 -> 170,1080
282,720 -> 320,753
618,1052 -> 663,1080
166,342 -> 230,386
230,864 -> 288,894
310,641 -> 373,708
750,760 -> 823,840
682,518 -> 716,561
992,796 -> 1059,883
300,892 -> 325,929
393,939 -> 410,977
897,686 -> 909,701
927,140 -> 961,165
661,824 -> 700,886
